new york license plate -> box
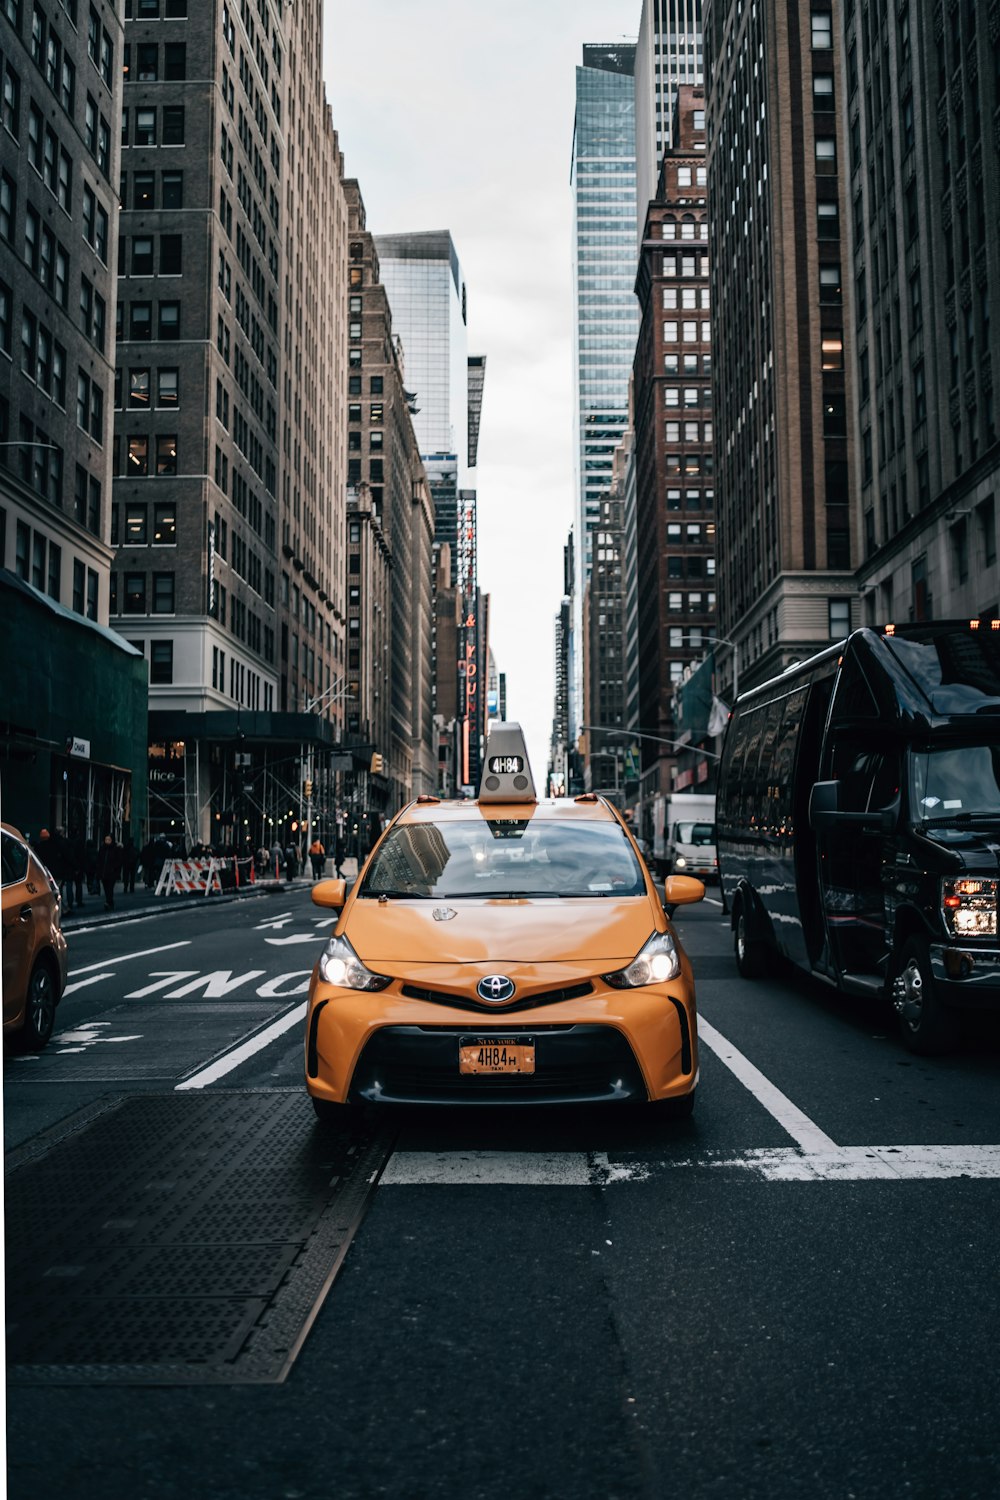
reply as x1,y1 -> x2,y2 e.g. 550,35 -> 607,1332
459,1036 -> 536,1075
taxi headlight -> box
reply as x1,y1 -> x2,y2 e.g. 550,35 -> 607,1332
318,934 -> 391,991
941,878 -> 998,938
603,931 -> 681,988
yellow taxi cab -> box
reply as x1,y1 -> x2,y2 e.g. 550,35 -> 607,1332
305,724 -> 704,1118
2,822 -> 68,1050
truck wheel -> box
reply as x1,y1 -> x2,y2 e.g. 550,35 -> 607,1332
733,902 -> 766,979
893,937 -> 957,1056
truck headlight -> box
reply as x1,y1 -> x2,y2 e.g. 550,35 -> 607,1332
319,934 -> 391,990
675,855 -> 688,868
603,931 -> 681,988
942,878 -> 998,938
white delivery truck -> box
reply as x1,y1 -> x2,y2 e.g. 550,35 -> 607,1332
661,792 -> 717,881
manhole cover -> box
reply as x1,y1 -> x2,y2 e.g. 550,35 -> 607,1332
5,1091 -> 394,1384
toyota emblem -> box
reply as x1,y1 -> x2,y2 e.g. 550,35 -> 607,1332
477,974 -> 516,1004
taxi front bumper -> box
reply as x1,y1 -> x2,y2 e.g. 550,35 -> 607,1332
304,979 -> 697,1106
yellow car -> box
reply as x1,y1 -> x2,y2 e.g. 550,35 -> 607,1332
2,823 -> 68,1050
305,725 -> 704,1119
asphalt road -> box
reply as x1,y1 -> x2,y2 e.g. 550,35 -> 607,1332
5,888 -> 1000,1499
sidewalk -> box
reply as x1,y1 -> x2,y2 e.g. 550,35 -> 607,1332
59,857 -> 362,930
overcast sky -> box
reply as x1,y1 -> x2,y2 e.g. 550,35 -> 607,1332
323,0 -> 640,784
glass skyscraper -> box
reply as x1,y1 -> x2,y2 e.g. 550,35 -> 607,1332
375,232 -> 470,573
571,44 -> 639,728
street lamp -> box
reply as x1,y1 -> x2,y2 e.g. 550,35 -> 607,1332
579,724 -> 721,761
301,677 -> 357,870
680,634 -> 739,701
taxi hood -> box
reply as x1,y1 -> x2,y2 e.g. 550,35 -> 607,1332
343,896 -> 657,966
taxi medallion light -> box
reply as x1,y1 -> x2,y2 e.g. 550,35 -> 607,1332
603,931 -> 681,989
319,933 -> 391,991
479,721 -> 537,804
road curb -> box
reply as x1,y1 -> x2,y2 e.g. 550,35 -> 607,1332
59,881 -> 293,931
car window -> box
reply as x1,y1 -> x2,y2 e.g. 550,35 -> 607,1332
1,831 -> 30,888
361,818 -> 646,898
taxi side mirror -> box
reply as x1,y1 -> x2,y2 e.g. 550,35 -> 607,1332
311,878 -> 347,909
664,875 -> 705,906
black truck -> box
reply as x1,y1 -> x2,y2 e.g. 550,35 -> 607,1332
716,621 -> 1000,1053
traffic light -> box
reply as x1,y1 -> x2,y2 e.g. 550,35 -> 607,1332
370,753 -> 385,775
304,779 -> 313,799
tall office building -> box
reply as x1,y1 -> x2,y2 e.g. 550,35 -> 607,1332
570,43 -> 639,730
0,0 -> 149,838
634,0 -> 704,239
376,230 -> 486,787
342,179 -> 435,811
704,0 -> 857,700
110,0 -> 349,844
845,1 -> 999,624
375,230 -> 472,575
633,87 -> 714,801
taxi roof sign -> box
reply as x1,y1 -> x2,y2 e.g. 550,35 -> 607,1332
478,722 -> 537,804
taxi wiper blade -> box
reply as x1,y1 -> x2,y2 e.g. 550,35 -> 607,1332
362,888 -> 433,899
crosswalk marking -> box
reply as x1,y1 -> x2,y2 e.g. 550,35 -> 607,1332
378,1145 -> 1000,1186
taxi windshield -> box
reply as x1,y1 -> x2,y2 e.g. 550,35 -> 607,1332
360,818 -> 647,898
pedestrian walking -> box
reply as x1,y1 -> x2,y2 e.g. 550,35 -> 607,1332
334,831 -> 346,879
122,836 -> 140,894
84,837 -> 99,894
269,841 -> 284,878
95,833 -> 123,911
284,843 -> 298,883
67,827 -> 86,908
308,836 -> 325,880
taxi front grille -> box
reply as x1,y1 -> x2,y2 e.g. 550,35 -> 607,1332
350,1024 -> 647,1105
399,980 -> 594,1013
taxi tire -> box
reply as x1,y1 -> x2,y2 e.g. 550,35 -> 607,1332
654,1088 -> 696,1120
895,936 -> 958,1057
311,1095 -> 363,1129
22,958 -> 57,1051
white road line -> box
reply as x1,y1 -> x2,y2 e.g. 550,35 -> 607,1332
703,896 -> 723,907
175,1002 -> 306,1090
377,1145 -> 1000,1186
62,972 -> 115,996
380,1151 -> 593,1186
696,1015 -> 840,1153
70,940 -> 191,976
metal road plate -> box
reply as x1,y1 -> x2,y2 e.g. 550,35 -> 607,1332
17,1001 -> 277,1081
5,1091 -> 394,1385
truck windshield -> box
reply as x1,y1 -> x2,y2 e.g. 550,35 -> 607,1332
361,818 -> 647,898
675,822 -> 716,845
910,744 -> 1000,821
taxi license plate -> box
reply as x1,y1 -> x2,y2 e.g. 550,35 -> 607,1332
459,1036 -> 536,1075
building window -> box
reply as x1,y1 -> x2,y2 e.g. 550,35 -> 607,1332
152,572 -> 174,613
150,640 -> 173,683
128,435 -> 148,475
158,301 -> 179,339
153,502 -> 176,545
125,502 -> 147,544
162,106 -> 184,144
821,334 -> 844,370
135,106 -> 155,145
817,201 -> 839,239
155,435 -> 177,475
157,367 -> 179,406
815,137 -> 836,164
161,170 -> 183,208
819,264 -> 842,303
160,234 -> 182,275
811,11 -> 833,48
913,360 -> 926,425
829,598 -> 850,638
132,236 -> 154,275
124,572 -> 146,613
